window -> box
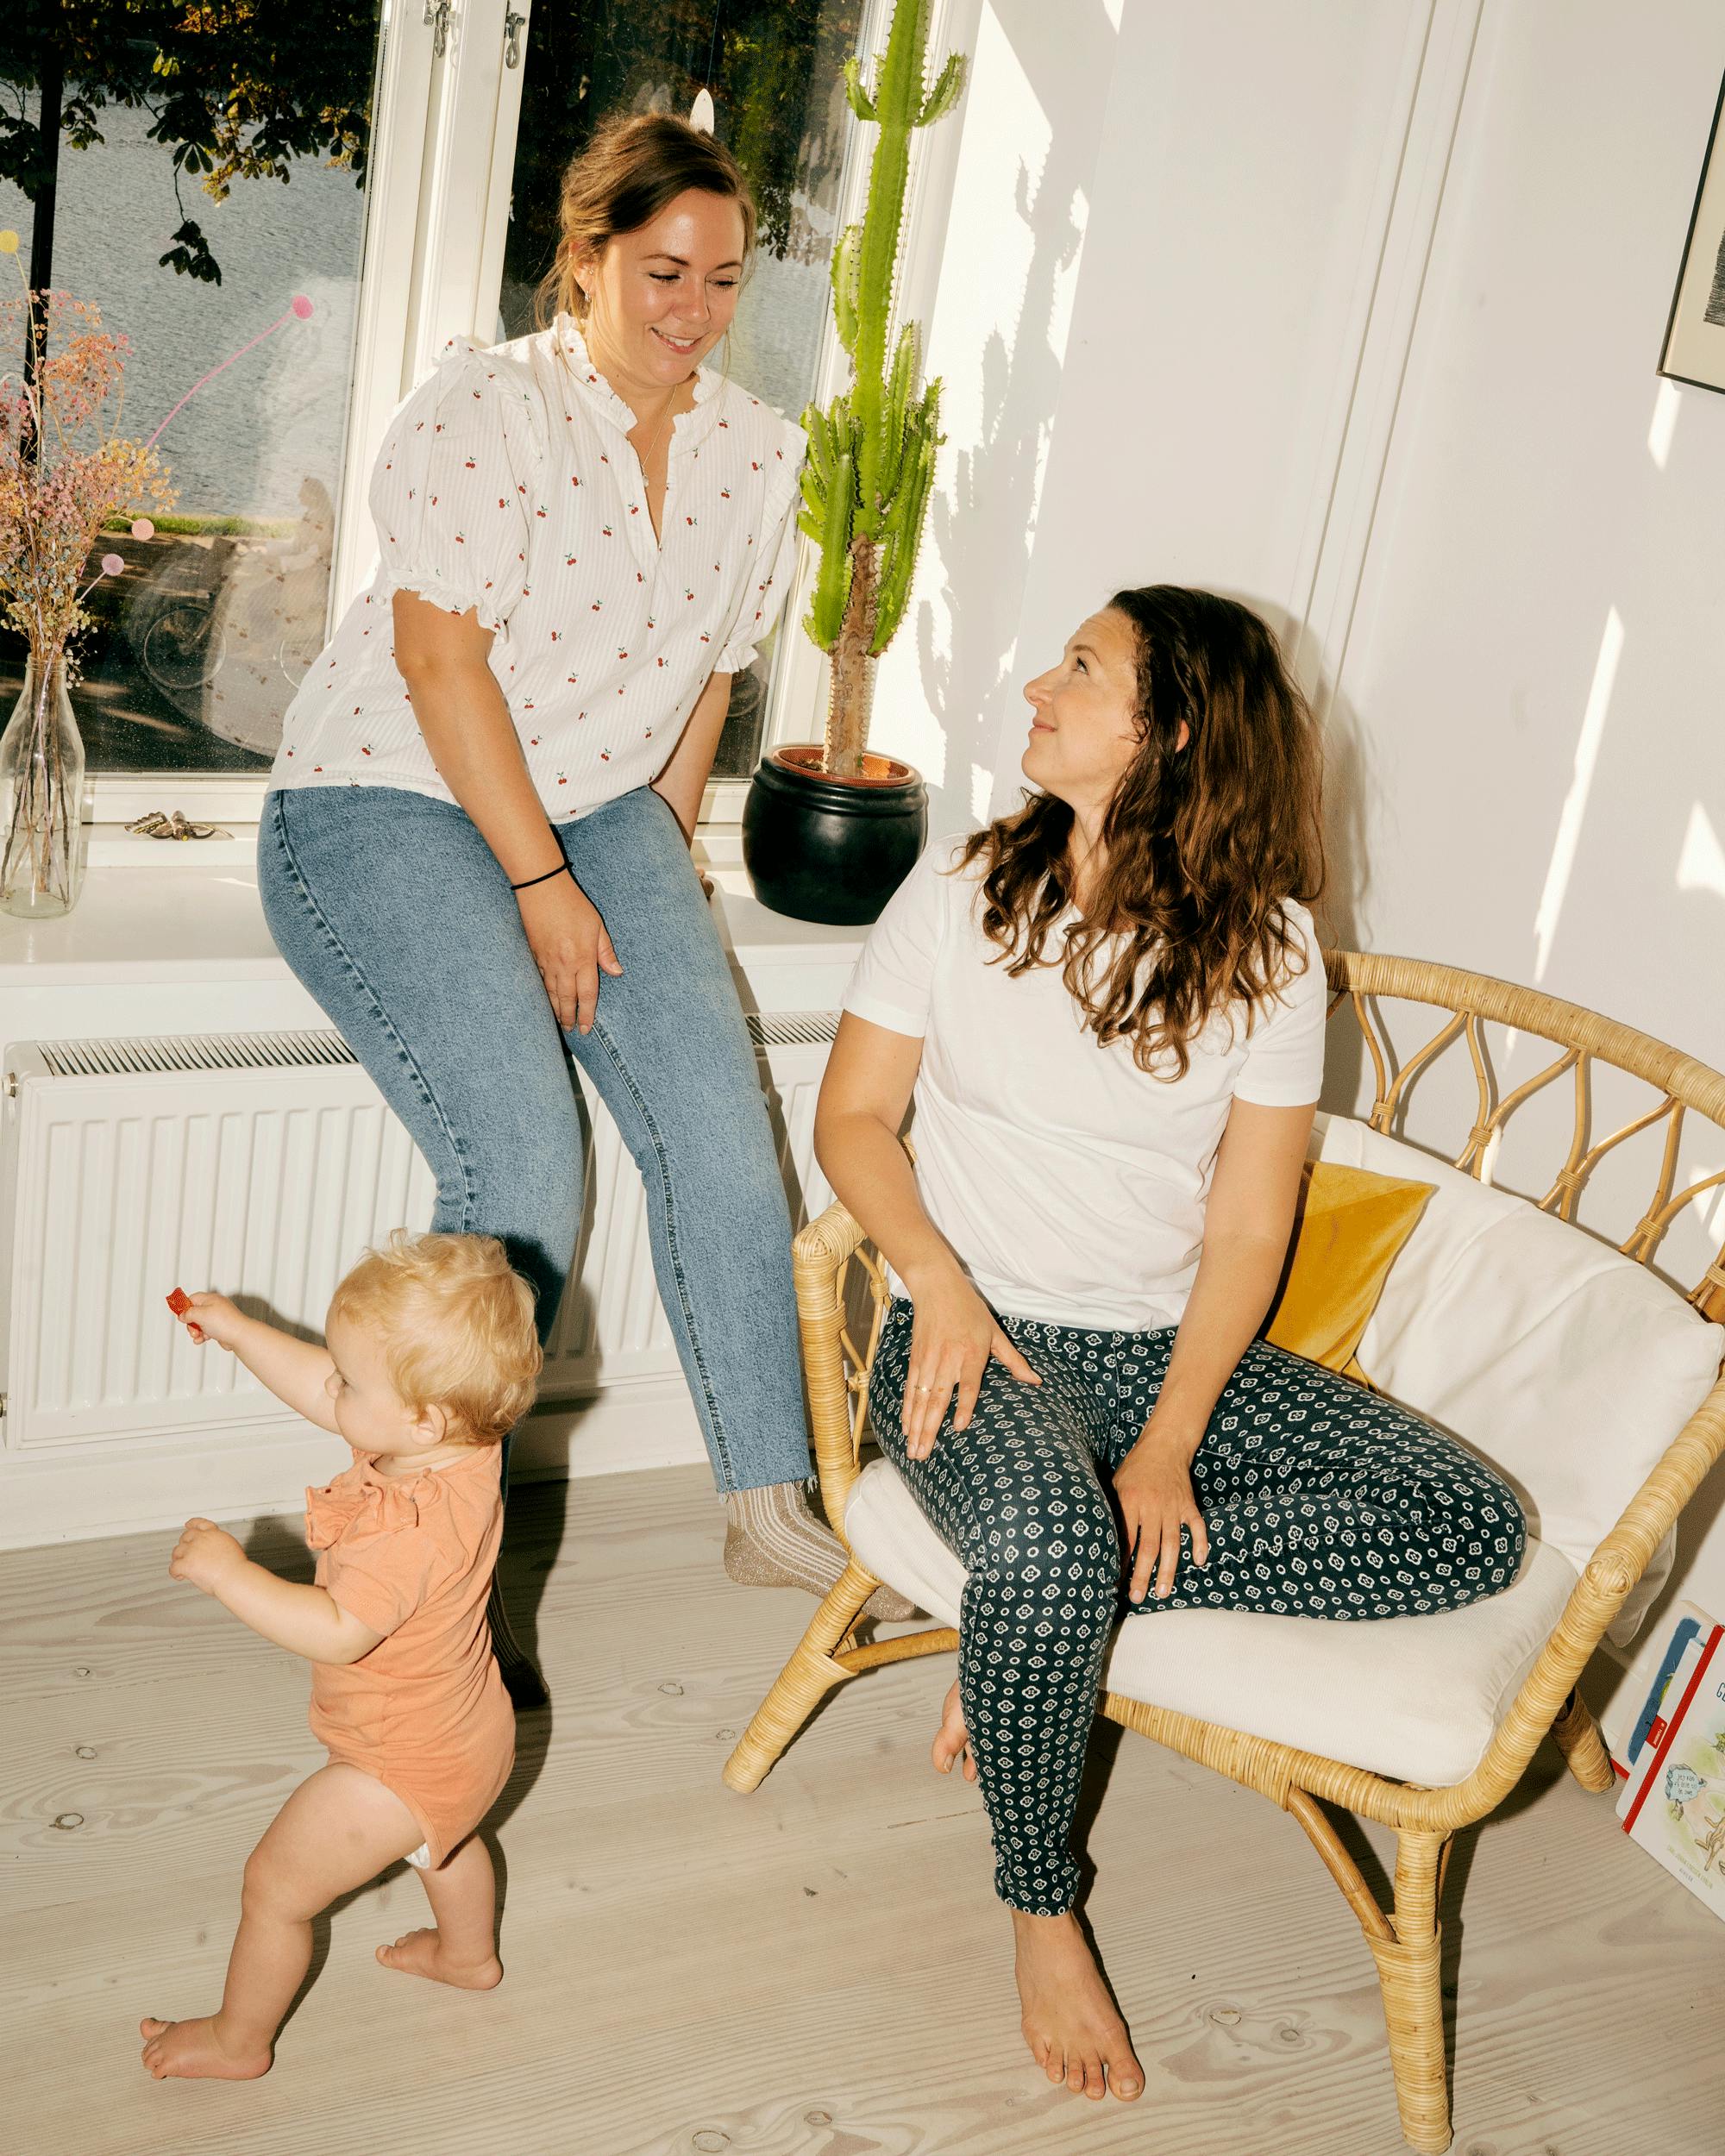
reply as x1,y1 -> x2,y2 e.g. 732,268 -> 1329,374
3,0 -> 942,818
0,6 -> 386,782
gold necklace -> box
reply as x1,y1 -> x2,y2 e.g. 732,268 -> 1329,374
633,389 -> 679,481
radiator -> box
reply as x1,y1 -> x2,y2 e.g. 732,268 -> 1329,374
0,1017 -> 837,1455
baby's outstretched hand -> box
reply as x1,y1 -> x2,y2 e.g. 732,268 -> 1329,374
169,1517 -> 246,1595
167,1289 -> 242,1350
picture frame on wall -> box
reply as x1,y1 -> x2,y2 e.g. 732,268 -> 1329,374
1660,72 -> 1725,393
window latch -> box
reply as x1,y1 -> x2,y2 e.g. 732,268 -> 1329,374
423,0 -> 452,58
505,9 -> 526,67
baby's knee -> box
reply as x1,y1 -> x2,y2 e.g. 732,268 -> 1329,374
241,1843 -> 320,1927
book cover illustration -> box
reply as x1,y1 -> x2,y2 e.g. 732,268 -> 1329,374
1616,1627 -> 1725,1917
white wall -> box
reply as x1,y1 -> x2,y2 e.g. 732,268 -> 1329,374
1331,0 -> 1725,1632
884,1 -> 1725,1624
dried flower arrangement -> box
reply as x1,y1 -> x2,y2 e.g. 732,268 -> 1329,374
0,224 -> 316,918
0,232 -> 174,913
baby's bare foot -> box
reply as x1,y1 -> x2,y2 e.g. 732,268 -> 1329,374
138,2015 -> 271,2081
932,1679 -> 977,1782
375,1927 -> 502,1990
1013,1911 -> 1143,2103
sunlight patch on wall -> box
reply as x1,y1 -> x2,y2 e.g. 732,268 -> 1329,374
1532,605 -> 1623,983
1647,378 -> 1682,470
1049,183 -> 1089,373
874,1 -> 1051,789
1678,801 -> 1725,898
933,6 -> 1048,454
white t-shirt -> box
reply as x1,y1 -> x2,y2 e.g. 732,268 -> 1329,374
842,837 -> 1327,1331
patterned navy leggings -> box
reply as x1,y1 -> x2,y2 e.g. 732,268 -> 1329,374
869,1300 -> 1526,1915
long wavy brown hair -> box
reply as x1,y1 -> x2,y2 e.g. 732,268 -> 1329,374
957,586 -> 1325,1078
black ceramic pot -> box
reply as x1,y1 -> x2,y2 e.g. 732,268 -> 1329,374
742,745 -> 928,926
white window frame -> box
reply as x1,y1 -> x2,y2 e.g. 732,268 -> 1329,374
87,0 -> 972,833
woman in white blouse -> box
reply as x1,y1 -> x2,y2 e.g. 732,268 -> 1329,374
260,115 -> 881,1697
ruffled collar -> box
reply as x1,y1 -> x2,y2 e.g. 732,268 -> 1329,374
304,1448 -> 492,1560
553,313 -> 720,438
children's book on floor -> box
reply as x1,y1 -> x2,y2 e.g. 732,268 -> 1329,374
1601,1598 -> 1716,1773
1614,1609 -> 1725,1921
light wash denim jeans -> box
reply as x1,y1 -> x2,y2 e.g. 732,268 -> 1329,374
258,782 -> 811,1495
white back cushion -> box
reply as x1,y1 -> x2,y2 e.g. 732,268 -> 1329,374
1313,1116 -> 1720,1624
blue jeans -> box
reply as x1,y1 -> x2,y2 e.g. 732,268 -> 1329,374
258,782 -> 811,1495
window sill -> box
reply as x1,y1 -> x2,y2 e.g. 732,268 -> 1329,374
0,824 -> 864,1017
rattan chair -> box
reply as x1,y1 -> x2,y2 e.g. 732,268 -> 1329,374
723,951 -> 1725,2154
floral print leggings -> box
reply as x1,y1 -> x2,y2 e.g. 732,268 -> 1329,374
869,1300 -> 1526,1915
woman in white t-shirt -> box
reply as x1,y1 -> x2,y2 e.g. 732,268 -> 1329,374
816,586 -> 1524,2106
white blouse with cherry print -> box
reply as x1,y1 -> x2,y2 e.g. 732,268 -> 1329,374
271,316 -> 806,820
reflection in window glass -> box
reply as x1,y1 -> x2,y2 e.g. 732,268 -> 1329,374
0,12 -> 380,774
499,2 -> 863,780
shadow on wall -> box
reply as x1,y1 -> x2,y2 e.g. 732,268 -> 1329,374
907,0 -> 1118,837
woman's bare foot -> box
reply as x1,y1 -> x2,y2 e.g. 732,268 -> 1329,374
375,1927 -> 503,1990
138,2015 -> 272,2081
1012,1910 -> 1143,2102
932,1680 -> 977,1782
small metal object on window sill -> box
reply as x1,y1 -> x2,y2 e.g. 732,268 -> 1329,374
124,810 -> 233,843
505,8 -> 525,66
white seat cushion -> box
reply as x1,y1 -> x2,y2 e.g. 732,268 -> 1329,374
1312,1116 -> 1722,1636
845,1457 -> 1581,1788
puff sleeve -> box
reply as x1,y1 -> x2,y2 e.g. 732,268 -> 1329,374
715,420 -> 807,675
367,338 -> 549,645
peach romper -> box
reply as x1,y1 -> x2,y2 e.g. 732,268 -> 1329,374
305,1446 -> 514,1869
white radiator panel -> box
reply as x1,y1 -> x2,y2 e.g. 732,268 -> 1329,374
2,1023 -> 837,1458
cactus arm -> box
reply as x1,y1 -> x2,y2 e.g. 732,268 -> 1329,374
800,406 -> 832,492
842,54 -> 877,122
805,450 -> 856,650
919,50 -> 967,126
830,224 -> 863,359
876,321 -> 919,500
872,385 -> 942,651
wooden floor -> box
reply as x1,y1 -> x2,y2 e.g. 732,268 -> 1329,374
6,1463 -> 1722,2156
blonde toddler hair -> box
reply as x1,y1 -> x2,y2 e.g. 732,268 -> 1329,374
327,1232 -> 542,1445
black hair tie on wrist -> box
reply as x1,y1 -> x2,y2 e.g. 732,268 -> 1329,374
511,862 -> 571,893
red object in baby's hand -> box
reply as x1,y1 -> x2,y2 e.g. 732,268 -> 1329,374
166,1287 -> 191,1318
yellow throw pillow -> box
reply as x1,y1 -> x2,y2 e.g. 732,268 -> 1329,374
1263,1160 -> 1436,1385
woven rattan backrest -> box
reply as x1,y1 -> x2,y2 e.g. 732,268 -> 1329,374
1329,951 -> 1725,1324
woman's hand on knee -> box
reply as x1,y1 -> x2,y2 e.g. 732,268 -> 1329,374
900,1270 -> 1039,1460
1114,1438 -> 1210,1602
515,874 -> 623,1035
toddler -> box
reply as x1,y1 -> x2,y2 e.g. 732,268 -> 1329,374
140,1231 -> 541,2082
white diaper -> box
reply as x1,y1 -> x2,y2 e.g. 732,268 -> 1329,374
405,1842 -> 431,1870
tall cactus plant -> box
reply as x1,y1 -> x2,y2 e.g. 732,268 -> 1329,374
800,0 -> 966,777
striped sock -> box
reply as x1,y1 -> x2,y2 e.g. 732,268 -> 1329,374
724,1480 -> 916,1621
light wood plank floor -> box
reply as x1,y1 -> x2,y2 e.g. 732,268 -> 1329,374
5,1463 -> 1722,2156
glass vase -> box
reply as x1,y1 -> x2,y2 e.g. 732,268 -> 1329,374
0,653 -> 88,919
